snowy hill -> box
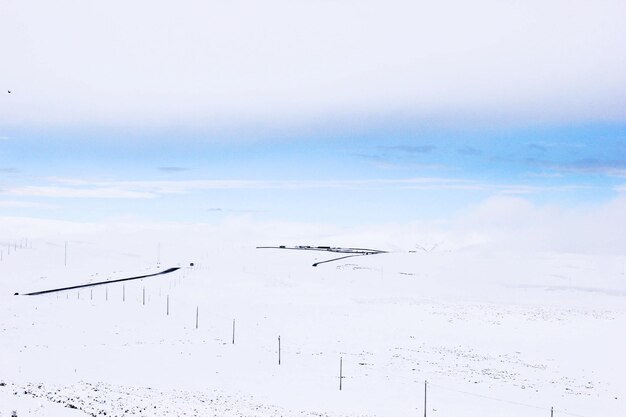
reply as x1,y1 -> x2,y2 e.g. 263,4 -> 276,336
1,225 -> 625,417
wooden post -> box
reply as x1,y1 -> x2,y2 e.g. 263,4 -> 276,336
339,357 -> 344,391
123,284 -> 125,302
232,319 -> 235,344
106,287 -> 108,301
77,291 -> 80,300
195,306 -> 199,329
166,294 -> 169,316
551,406 -> 553,417
142,287 -> 145,305
90,289 -> 93,300
278,335 -> 281,365
424,380 -> 428,417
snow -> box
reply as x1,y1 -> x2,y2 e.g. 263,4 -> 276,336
1,226 -> 625,417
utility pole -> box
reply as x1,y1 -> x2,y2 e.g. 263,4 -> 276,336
424,380 -> 428,417
339,357 -> 345,391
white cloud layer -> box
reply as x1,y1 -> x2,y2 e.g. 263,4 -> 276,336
1,196 -> 625,256
2,177 -> 594,199
2,0 -> 625,128
0,200 -> 57,209
7,185 -> 156,199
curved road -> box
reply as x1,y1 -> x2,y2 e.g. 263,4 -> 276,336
18,267 -> 181,296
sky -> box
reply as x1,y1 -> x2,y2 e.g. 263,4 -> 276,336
1,0 -> 626,239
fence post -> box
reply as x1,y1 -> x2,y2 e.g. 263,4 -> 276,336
123,284 -> 125,302
551,406 -> 553,417
278,335 -> 281,365
232,319 -> 235,344
142,287 -> 145,306
195,306 -> 199,329
167,294 -> 169,316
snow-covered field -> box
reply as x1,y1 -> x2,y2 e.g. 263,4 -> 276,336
1,226 -> 625,417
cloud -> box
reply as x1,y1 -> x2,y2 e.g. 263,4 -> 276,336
6,185 -> 156,199
0,167 -> 19,173
158,166 -> 189,172
403,181 -> 589,195
528,144 -> 547,152
548,158 -> 626,177
355,145 -> 442,170
1,0 -> 625,128
488,148 -> 626,178
452,196 -> 626,255
1,177 -> 593,202
70,178 -> 479,194
207,207 -> 265,214
381,145 -> 437,154
457,146 -> 482,156
350,153 -> 412,170
1,194 -> 625,256
0,200 -> 58,209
